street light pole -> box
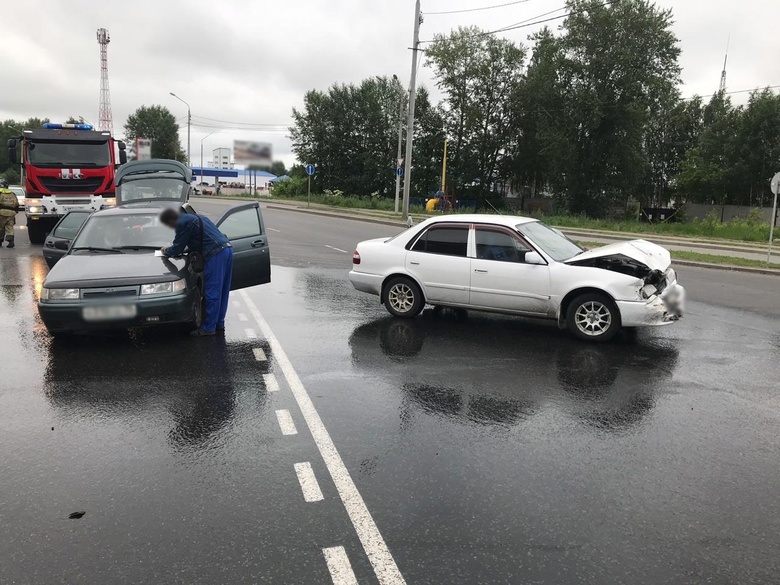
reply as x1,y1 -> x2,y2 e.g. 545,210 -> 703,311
169,92 -> 191,167
392,75 -> 405,215
200,131 -> 216,185
401,0 -> 421,222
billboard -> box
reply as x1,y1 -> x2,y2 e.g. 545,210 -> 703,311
135,138 -> 152,161
233,140 -> 272,167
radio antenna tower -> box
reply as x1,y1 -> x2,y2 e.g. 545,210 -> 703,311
96,28 -> 113,134
718,35 -> 730,94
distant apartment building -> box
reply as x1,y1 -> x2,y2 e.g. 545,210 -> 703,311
212,147 -> 233,169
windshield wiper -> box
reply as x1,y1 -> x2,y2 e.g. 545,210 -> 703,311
70,246 -> 124,254
113,245 -> 161,251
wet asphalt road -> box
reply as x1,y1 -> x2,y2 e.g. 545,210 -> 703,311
1,202 -> 780,584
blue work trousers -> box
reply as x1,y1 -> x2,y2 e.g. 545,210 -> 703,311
202,246 -> 233,332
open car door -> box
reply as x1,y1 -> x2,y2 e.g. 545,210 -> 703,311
215,202 -> 271,290
42,210 -> 92,268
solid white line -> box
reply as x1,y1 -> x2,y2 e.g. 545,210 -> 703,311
294,462 -> 324,502
245,328 -> 257,339
275,409 -> 298,435
263,373 -> 279,392
238,313 -> 248,322
322,547 -> 358,585
267,227 -> 281,232
253,347 -> 267,361
324,245 -> 349,254
240,290 -> 406,585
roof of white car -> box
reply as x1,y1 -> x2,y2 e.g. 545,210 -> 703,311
420,214 -> 538,227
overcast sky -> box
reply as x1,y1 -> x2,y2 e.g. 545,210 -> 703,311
4,0 -> 779,167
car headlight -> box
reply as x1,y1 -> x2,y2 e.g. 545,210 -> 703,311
140,279 -> 186,295
25,198 -> 41,205
27,206 -> 41,214
103,197 -> 116,207
41,288 -> 80,300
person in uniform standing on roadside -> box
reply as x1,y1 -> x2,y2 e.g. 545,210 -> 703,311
159,208 -> 233,337
0,179 -> 19,248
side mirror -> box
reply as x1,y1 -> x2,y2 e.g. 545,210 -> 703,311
525,251 -> 545,265
54,240 -> 70,250
117,141 -> 127,165
7,138 -> 17,164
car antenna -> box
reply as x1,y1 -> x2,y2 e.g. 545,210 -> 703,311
485,199 -> 503,215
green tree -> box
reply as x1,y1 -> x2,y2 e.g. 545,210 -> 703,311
123,105 -> 185,162
290,76 -> 443,198
426,27 -> 525,199
269,161 -> 287,177
520,0 -> 681,215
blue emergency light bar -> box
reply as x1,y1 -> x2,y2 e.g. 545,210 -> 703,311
43,123 -> 94,130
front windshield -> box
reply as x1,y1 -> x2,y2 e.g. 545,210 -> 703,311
27,140 -> 111,167
518,221 -> 583,262
73,214 -> 171,250
117,177 -> 187,202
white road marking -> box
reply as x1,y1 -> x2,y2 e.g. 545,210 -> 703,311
275,409 -> 298,435
238,313 -> 248,322
253,347 -> 267,361
263,373 -> 279,392
245,328 -> 257,339
324,245 -> 349,254
232,300 -> 241,308
294,462 -> 324,502
267,227 -> 281,232
322,546 -> 358,585
240,290 -> 406,585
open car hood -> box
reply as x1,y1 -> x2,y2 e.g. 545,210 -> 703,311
566,239 -> 671,272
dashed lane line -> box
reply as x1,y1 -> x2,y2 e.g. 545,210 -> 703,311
253,347 -> 267,361
240,290 -> 406,585
294,462 -> 325,502
245,328 -> 257,339
322,546 -> 359,585
232,300 -> 241,308
263,373 -> 279,392
324,245 -> 349,254
275,409 -> 298,435
267,227 -> 281,232
238,313 -> 248,322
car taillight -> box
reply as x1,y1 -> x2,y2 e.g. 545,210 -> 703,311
352,251 -> 361,265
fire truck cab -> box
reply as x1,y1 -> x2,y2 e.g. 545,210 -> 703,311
7,123 -> 127,244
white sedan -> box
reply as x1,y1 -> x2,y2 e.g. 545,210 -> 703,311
349,215 -> 684,342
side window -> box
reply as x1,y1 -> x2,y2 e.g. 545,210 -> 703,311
475,228 -> 530,263
413,227 -> 468,257
53,213 -> 90,239
219,207 -> 261,240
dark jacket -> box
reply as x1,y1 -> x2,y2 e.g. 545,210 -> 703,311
163,213 -> 230,260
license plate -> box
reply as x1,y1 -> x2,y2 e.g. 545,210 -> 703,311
82,305 -> 137,321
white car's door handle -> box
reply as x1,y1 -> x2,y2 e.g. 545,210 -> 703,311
474,269 -> 488,273
410,261 -> 420,265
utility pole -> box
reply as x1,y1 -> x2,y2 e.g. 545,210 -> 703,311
393,75 -> 405,215
170,92 -> 191,167
401,0 -> 421,221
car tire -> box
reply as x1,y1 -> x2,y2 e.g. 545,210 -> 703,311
27,221 -> 47,245
566,292 -> 621,342
383,276 -> 424,319
184,288 -> 204,331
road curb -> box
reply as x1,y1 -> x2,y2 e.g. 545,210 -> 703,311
258,202 -> 780,277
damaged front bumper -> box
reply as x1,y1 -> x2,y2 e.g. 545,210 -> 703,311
617,283 -> 685,327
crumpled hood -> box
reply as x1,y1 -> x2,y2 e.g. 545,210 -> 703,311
567,239 -> 671,272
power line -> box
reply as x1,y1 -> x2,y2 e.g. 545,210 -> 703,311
420,0 -> 619,42
191,114 -> 290,127
426,0 -> 534,16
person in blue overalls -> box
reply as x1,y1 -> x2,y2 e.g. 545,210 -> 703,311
159,208 -> 233,337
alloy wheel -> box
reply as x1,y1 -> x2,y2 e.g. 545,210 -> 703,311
388,283 -> 415,314
574,300 -> 612,337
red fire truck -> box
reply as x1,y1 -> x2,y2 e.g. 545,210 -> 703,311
7,123 -> 127,244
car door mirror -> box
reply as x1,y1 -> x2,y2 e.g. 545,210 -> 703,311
525,251 -> 545,265
54,240 -> 70,251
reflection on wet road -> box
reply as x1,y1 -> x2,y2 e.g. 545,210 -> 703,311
2,227 -> 780,583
